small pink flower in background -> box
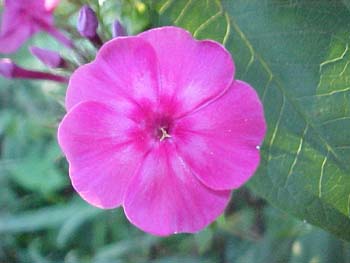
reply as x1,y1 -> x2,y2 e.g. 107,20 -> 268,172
0,0 -> 71,54
58,26 -> 266,235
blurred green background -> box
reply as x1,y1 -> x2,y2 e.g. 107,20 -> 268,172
1,0 -> 350,262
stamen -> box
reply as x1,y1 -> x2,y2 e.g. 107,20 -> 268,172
159,127 -> 171,141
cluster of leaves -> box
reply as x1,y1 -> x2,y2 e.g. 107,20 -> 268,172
150,0 -> 350,241
1,0 -> 350,262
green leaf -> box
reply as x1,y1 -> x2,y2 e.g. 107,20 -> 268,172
0,200 -> 96,233
194,227 -> 214,254
93,236 -> 159,262
151,0 -> 350,240
8,142 -> 67,196
290,229 -> 350,263
56,207 -> 102,248
151,257 -> 212,263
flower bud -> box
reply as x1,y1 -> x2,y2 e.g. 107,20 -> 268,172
0,58 -> 67,83
112,20 -> 126,38
0,59 -> 15,78
77,5 -> 99,38
29,46 -> 67,68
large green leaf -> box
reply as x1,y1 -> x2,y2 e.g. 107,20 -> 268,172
150,0 -> 350,240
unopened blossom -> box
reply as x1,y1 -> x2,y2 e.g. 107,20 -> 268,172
0,58 -> 67,82
0,0 -> 72,54
111,20 -> 126,38
58,26 -> 266,235
30,46 -> 67,68
77,5 -> 102,48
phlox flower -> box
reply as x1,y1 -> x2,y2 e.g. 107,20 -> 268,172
0,0 -> 71,53
58,26 -> 266,235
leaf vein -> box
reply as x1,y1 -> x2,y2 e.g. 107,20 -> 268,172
193,11 -> 222,37
267,96 -> 285,161
285,124 -> 309,186
226,14 -> 345,173
159,0 -> 173,14
318,151 -> 329,198
174,0 -> 192,25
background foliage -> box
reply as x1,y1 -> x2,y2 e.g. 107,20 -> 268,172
1,0 -> 350,262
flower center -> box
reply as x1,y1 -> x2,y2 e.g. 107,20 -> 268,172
158,127 -> 171,141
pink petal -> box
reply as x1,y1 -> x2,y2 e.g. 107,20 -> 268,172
0,0 -> 55,53
0,24 -> 33,54
5,0 -> 42,9
65,37 -> 159,111
45,0 -> 60,11
123,143 -> 230,236
3,0 -> 52,16
138,26 -> 234,117
173,80 -> 266,190
58,101 -> 150,209
1,1 -> 20,32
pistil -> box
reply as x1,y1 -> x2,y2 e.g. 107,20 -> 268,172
159,127 -> 171,141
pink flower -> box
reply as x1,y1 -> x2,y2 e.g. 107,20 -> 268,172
58,26 -> 266,235
0,0 -> 71,54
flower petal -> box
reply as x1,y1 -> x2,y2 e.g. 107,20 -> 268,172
66,37 -> 159,111
138,26 -> 234,117
5,0 -> 47,10
173,80 -> 266,190
0,23 -> 33,54
58,101 -> 150,209
1,1 -> 20,32
123,143 -> 230,236
45,0 -> 60,11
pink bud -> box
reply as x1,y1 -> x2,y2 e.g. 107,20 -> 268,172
29,46 -> 67,68
0,59 -> 15,78
112,20 -> 126,38
0,58 -> 67,83
77,5 -> 99,38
